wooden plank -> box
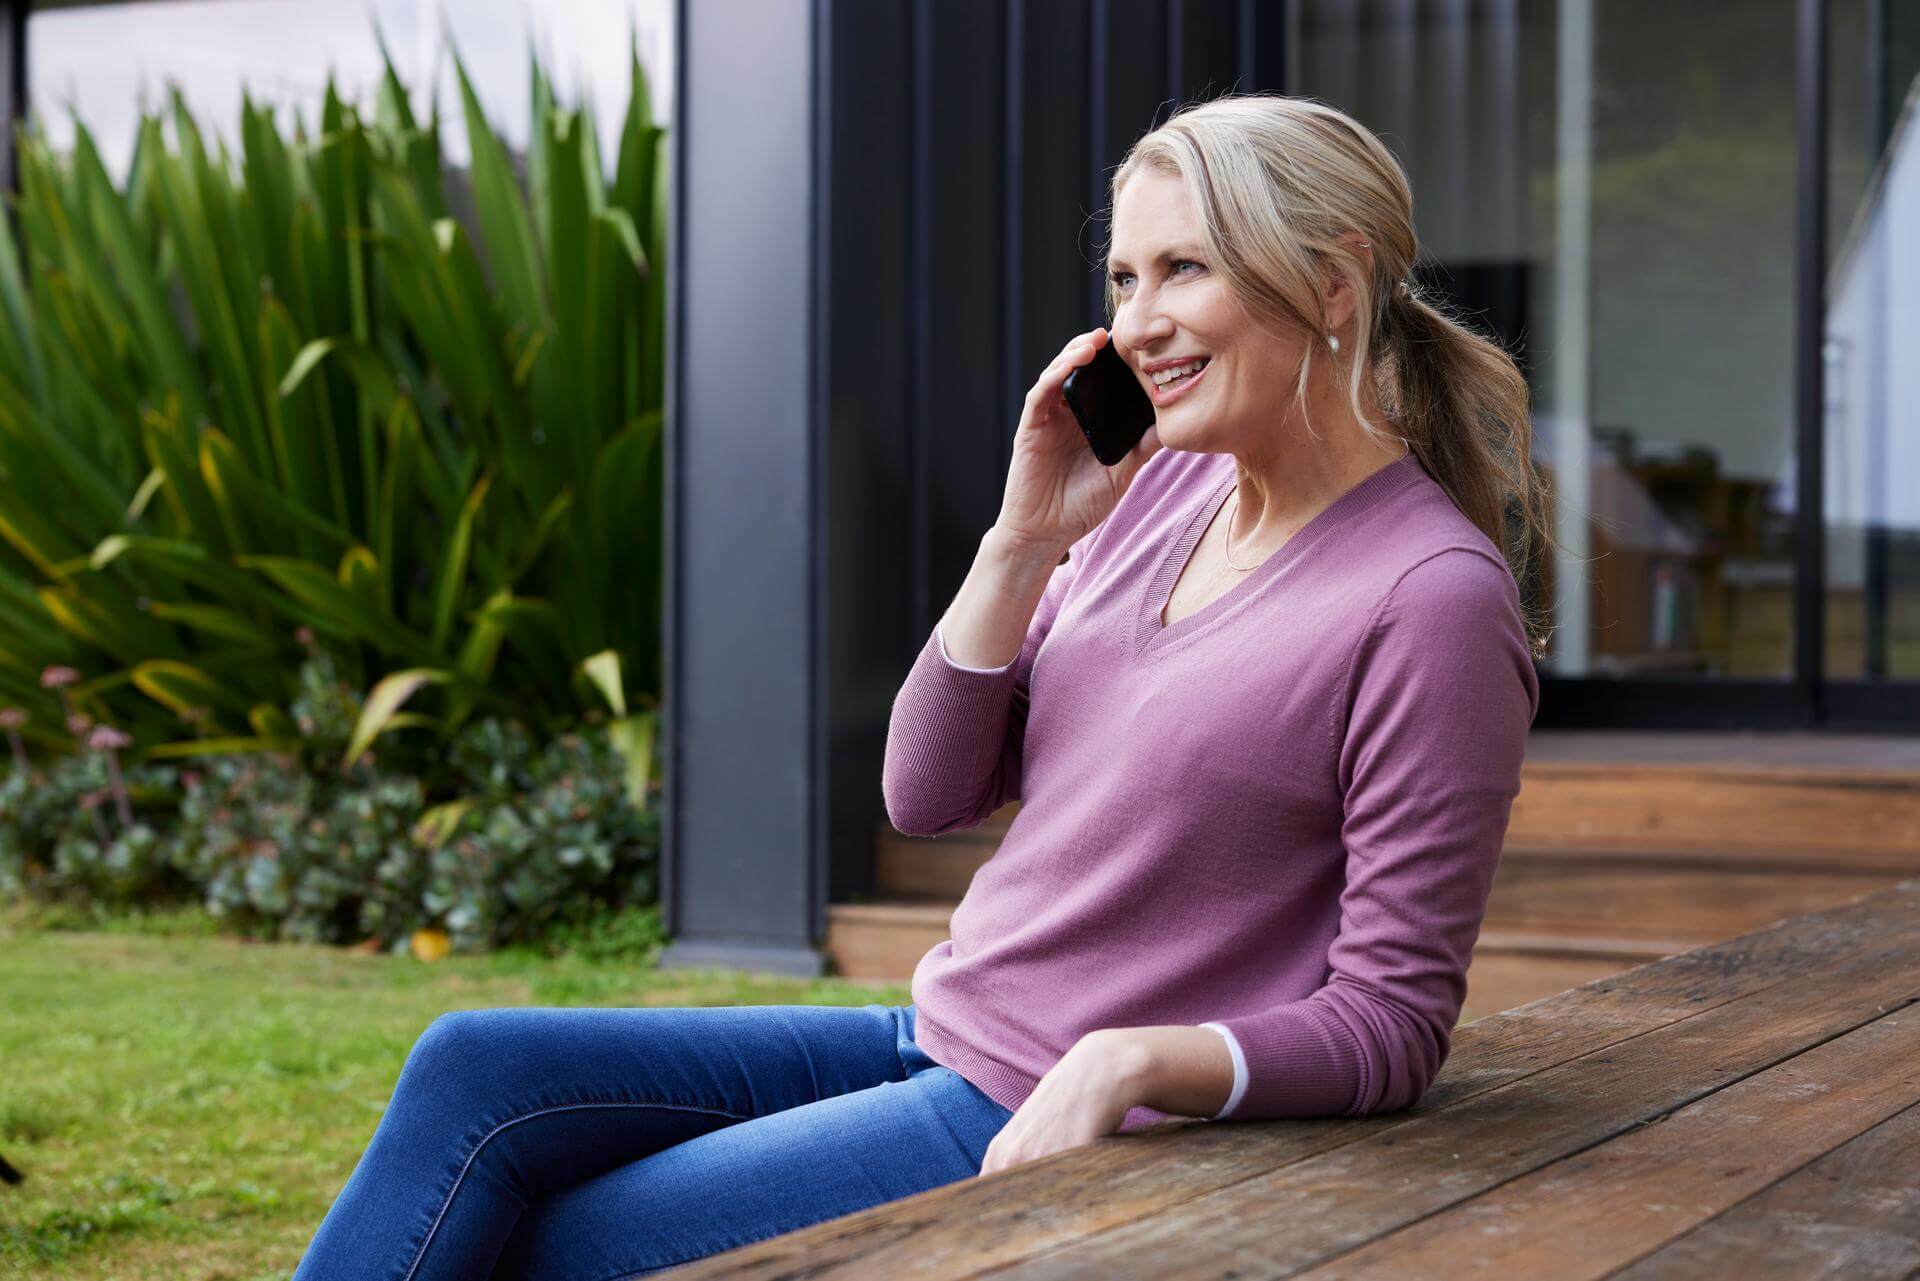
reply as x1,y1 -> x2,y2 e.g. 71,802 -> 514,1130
658,882 -> 1920,1280
875,783 -> 1920,909
1506,764 -> 1920,860
1285,1006 -> 1920,1279
1457,952 -> 1629,1025
1470,929 -> 1700,961
1606,1098 -> 1920,1280
828,903 -> 1696,987
880,765 -> 1920,872
978,922 -> 1920,1280
874,829 -> 1920,901
1523,729 -> 1920,771
1480,859 -> 1897,943
834,866 -> 1877,984
822,901 -> 950,980
875,835 -> 994,898
1494,841 -> 1920,876
825,906 -> 1637,1020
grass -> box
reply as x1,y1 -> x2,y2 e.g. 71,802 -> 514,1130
0,900 -> 909,1280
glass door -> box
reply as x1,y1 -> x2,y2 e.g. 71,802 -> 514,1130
1824,0 -> 1920,697
1285,0 -> 1901,725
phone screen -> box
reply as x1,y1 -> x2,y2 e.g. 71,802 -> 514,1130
1062,339 -> 1156,466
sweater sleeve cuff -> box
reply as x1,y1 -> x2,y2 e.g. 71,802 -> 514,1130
1197,1023 -> 1249,1120
1209,999 -> 1367,1119
935,621 -> 1018,673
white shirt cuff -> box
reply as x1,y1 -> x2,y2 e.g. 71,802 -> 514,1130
935,622 -> 1016,674
1198,1022 -> 1249,1120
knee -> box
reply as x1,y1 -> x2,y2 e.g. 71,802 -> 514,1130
396,1009 -> 502,1098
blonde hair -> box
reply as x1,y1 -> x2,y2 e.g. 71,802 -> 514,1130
1102,93 -> 1558,660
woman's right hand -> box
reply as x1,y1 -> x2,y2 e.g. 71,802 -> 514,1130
994,327 -> 1163,556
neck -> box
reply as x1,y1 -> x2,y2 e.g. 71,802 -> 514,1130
1224,383 -> 1408,550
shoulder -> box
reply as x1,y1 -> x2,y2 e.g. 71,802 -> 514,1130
1376,546 -> 1521,634
1351,543 -> 1532,699
1349,464 -> 1522,627
1335,542 -> 1540,791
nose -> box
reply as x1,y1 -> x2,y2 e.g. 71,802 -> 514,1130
1113,300 -> 1174,366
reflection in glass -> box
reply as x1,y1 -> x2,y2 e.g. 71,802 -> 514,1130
1824,2 -> 1920,681
1287,0 -> 1800,680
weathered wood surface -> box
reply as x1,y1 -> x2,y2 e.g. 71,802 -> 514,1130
669,879 -> 1920,1279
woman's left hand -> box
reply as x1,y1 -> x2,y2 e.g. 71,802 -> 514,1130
976,1032 -> 1146,1177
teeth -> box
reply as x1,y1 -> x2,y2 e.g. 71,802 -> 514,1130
1151,358 -> 1208,387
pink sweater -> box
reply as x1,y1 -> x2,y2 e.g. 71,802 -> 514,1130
882,448 -> 1540,1133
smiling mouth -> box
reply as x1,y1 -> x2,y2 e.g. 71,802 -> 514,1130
1150,357 -> 1211,401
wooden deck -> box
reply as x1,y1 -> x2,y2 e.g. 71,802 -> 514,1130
672,878 -> 1920,1278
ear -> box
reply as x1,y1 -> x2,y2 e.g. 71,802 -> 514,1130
1323,232 -> 1375,334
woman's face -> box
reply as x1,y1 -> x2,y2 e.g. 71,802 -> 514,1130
1106,168 -> 1325,456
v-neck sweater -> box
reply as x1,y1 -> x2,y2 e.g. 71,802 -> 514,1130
883,447 -> 1541,1133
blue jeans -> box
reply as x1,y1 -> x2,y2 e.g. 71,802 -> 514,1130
290,1002 -> 1014,1280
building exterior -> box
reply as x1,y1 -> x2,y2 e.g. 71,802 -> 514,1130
6,1 -> 1913,974
666,0 -> 1917,973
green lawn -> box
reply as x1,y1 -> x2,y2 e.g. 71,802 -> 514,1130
0,904 -> 908,1280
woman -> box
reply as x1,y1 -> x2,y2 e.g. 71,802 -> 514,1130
291,92 -> 1550,1280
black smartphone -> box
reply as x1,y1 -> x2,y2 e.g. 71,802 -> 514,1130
1062,337 -> 1155,466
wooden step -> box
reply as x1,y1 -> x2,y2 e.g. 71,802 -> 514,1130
822,900 -> 1688,1026
1474,858 -> 1903,945
875,832 -> 1920,904
876,746 -> 1920,901
821,900 -> 951,989
836,857 -> 1910,976
823,899 -> 1720,972
845,732 -> 1920,1018
1505,761 -> 1920,861
1455,952 -> 1629,1026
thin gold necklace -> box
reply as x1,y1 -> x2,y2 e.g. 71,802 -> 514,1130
1221,445 -> 1412,572
1219,486 -> 1301,573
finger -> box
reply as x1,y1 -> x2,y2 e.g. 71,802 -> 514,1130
1033,338 -> 1102,405
1054,342 -> 1096,377
1057,329 -> 1104,364
1036,354 -> 1081,394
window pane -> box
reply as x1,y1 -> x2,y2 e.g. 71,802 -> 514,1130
1288,0 -> 1800,680
1824,0 -> 1920,681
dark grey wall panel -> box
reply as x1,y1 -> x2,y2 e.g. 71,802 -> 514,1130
822,0 -> 913,918
1179,0 -> 1246,101
662,0 -> 826,975
918,0 -> 1010,642
1012,0 -> 1093,472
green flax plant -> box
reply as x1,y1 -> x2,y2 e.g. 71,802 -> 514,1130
0,38 -> 666,802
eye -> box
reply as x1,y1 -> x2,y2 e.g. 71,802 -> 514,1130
1108,259 -> 1203,290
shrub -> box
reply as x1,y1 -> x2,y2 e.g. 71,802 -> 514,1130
0,656 -> 659,953
0,35 -> 666,774
0,756 -> 188,905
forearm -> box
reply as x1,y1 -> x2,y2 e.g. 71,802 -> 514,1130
1091,1026 -> 1237,1121
937,526 -> 1072,670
